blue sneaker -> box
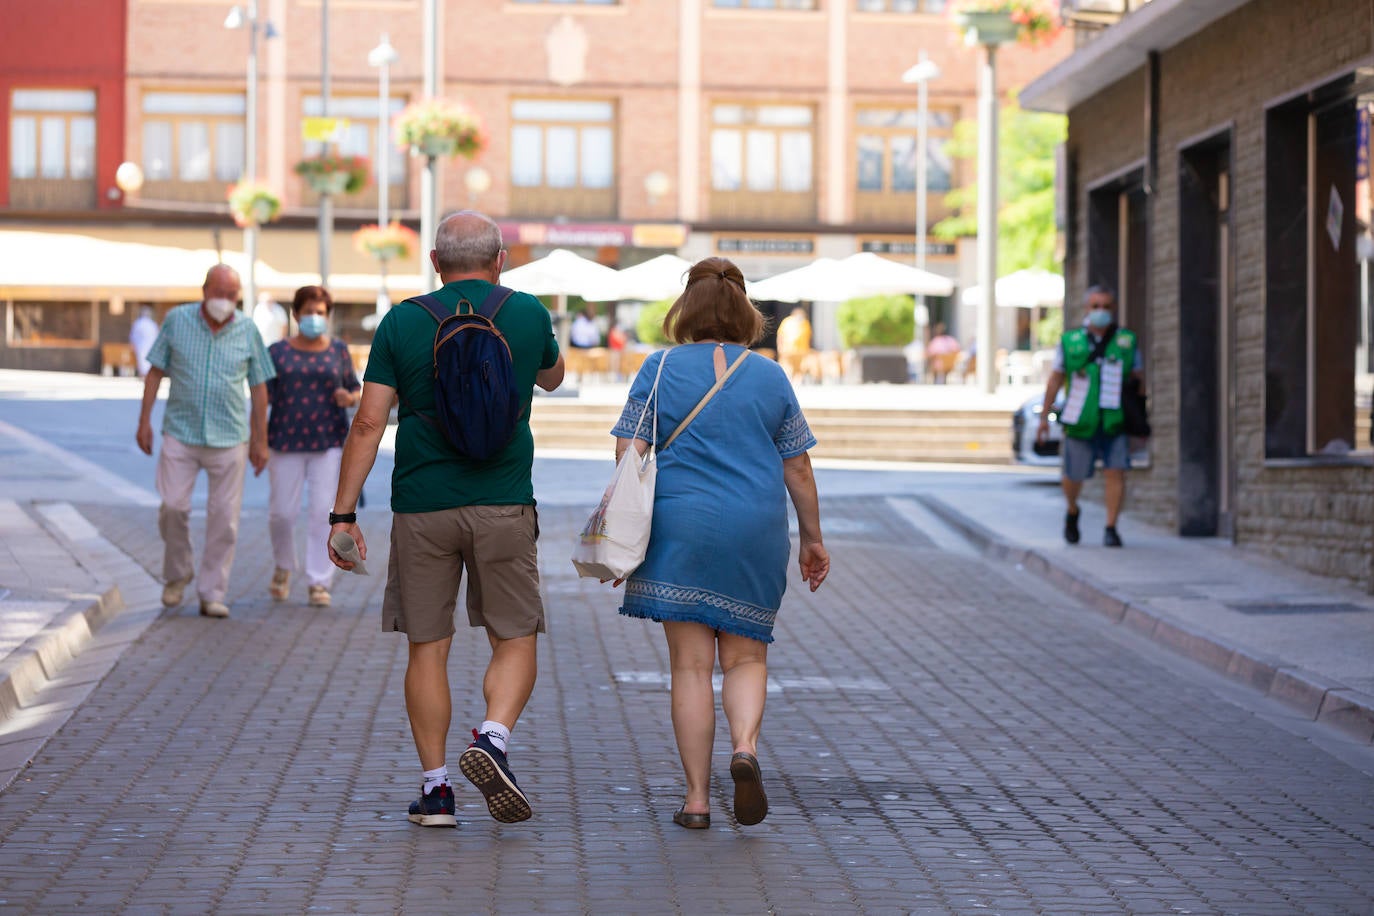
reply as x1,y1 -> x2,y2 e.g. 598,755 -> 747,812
459,729 -> 532,823
407,782 -> 456,828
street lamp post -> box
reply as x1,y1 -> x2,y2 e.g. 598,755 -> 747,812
224,3 -> 275,316
421,0 -> 439,291
901,53 -> 941,340
368,33 -> 400,316
959,16 -> 1016,394
319,0 -> 332,287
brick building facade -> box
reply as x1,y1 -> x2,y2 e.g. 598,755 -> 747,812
1023,0 -> 1374,589
0,0 -> 1068,371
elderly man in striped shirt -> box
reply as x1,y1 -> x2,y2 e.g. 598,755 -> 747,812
136,264 -> 275,618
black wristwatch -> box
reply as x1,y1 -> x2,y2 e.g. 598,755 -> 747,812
329,511 -> 357,525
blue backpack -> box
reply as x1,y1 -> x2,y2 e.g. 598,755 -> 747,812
405,285 -> 522,461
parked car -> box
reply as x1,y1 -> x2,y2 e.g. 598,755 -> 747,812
1012,393 -> 1064,467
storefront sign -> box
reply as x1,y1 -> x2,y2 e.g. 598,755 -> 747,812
500,221 -> 686,250
859,237 -> 955,258
714,235 -> 815,255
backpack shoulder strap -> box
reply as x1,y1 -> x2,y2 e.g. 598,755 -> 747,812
478,284 -> 517,321
405,293 -> 450,325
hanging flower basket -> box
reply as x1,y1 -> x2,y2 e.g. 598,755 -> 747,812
294,153 -> 371,195
354,221 -> 419,262
226,181 -> 282,228
393,99 -> 487,160
950,0 -> 1060,47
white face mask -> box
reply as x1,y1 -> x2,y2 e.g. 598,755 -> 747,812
204,297 -> 236,322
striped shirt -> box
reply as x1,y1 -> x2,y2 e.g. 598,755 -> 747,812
146,303 -> 276,448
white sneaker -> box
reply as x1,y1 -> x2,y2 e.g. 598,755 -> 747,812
199,600 -> 230,619
162,576 -> 192,608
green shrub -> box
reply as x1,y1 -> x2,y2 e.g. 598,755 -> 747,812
636,298 -> 673,346
836,294 -> 916,348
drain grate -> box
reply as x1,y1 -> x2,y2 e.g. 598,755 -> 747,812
1227,601 -> 1371,615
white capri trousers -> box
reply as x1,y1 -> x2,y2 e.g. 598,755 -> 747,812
268,447 -> 342,588
156,435 -> 248,604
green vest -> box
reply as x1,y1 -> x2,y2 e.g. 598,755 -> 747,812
1061,327 -> 1137,439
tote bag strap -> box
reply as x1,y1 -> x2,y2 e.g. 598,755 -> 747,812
628,348 -> 667,447
662,348 -> 750,451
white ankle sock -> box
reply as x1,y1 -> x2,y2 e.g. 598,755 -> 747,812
479,720 -> 511,754
422,765 -> 449,794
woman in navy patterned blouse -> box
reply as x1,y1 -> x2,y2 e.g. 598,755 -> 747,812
265,285 -> 360,607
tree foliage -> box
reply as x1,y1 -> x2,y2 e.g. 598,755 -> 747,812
932,98 -> 1066,274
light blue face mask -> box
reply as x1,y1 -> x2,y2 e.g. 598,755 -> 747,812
298,314 -> 328,339
1086,310 -> 1114,329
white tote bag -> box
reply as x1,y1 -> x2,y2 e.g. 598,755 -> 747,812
571,347 -> 750,581
571,353 -> 666,580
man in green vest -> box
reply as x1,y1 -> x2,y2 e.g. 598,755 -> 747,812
1036,285 -> 1143,547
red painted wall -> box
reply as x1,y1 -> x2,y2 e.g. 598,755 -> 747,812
0,0 -> 127,210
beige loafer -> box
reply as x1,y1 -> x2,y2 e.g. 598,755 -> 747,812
199,600 -> 230,619
162,576 -> 192,608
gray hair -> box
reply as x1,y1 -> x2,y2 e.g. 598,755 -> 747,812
434,211 -> 503,274
1084,284 -> 1116,305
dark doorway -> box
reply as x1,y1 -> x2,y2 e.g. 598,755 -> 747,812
1178,133 -> 1233,537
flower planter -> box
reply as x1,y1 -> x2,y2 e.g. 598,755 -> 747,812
954,9 -> 1020,45
304,171 -> 351,195
413,135 -> 458,159
366,242 -> 408,261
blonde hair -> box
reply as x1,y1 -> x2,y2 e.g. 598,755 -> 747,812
663,257 -> 764,345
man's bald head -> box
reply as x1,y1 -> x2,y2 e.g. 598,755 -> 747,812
432,211 -> 504,278
203,264 -> 242,302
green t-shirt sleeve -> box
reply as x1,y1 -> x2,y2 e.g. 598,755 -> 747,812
363,312 -> 398,389
540,310 -> 560,370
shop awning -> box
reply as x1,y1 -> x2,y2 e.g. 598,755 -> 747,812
0,230 -> 423,302
1020,0 -> 1254,114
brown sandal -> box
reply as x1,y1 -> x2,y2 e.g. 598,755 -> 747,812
672,807 -> 710,829
729,752 -> 768,826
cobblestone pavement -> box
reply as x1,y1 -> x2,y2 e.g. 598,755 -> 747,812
0,497 -> 1372,915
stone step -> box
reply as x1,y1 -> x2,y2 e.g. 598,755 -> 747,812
528,399 -> 1014,464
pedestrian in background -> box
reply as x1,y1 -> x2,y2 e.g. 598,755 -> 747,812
128,305 -> 159,377
925,323 -> 960,384
570,304 -> 601,349
135,264 -> 274,619
1036,285 -> 1143,547
328,211 -> 565,829
265,285 -> 360,608
775,305 -> 812,382
609,256 -> 829,830
253,292 -> 289,347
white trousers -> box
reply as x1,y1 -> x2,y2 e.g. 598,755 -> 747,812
267,447 -> 341,588
156,435 -> 247,604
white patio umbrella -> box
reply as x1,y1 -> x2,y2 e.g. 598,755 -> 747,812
750,254 -> 954,303
590,253 -> 694,302
499,248 -> 621,299
835,252 -> 955,297
960,267 -> 1064,309
500,248 -> 621,348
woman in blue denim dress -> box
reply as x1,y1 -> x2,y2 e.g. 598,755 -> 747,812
610,257 -> 830,830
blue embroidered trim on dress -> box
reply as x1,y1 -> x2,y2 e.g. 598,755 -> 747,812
774,409 -> 817,458
622,578 -> 777,642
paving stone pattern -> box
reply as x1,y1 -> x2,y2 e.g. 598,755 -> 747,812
0,498 -> 1371,914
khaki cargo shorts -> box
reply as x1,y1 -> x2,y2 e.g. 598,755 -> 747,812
382,504 -> 544,643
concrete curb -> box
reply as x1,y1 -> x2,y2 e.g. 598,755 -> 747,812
917,494 -> 1374,745
0,584 -> 124,720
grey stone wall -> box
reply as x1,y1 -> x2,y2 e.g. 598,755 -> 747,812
1065,0 -> 1374,588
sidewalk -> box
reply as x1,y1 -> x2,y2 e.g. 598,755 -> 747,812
922,476 -> 1374,743
0,385 -> 1373,911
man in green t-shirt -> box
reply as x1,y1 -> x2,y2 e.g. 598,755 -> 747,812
329,211 -> 564,828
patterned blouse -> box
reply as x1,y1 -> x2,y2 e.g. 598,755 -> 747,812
266,338 -> 361,452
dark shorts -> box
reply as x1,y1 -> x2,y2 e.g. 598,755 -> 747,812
382,505 -> 544,643
1062,431 -> 1130,482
